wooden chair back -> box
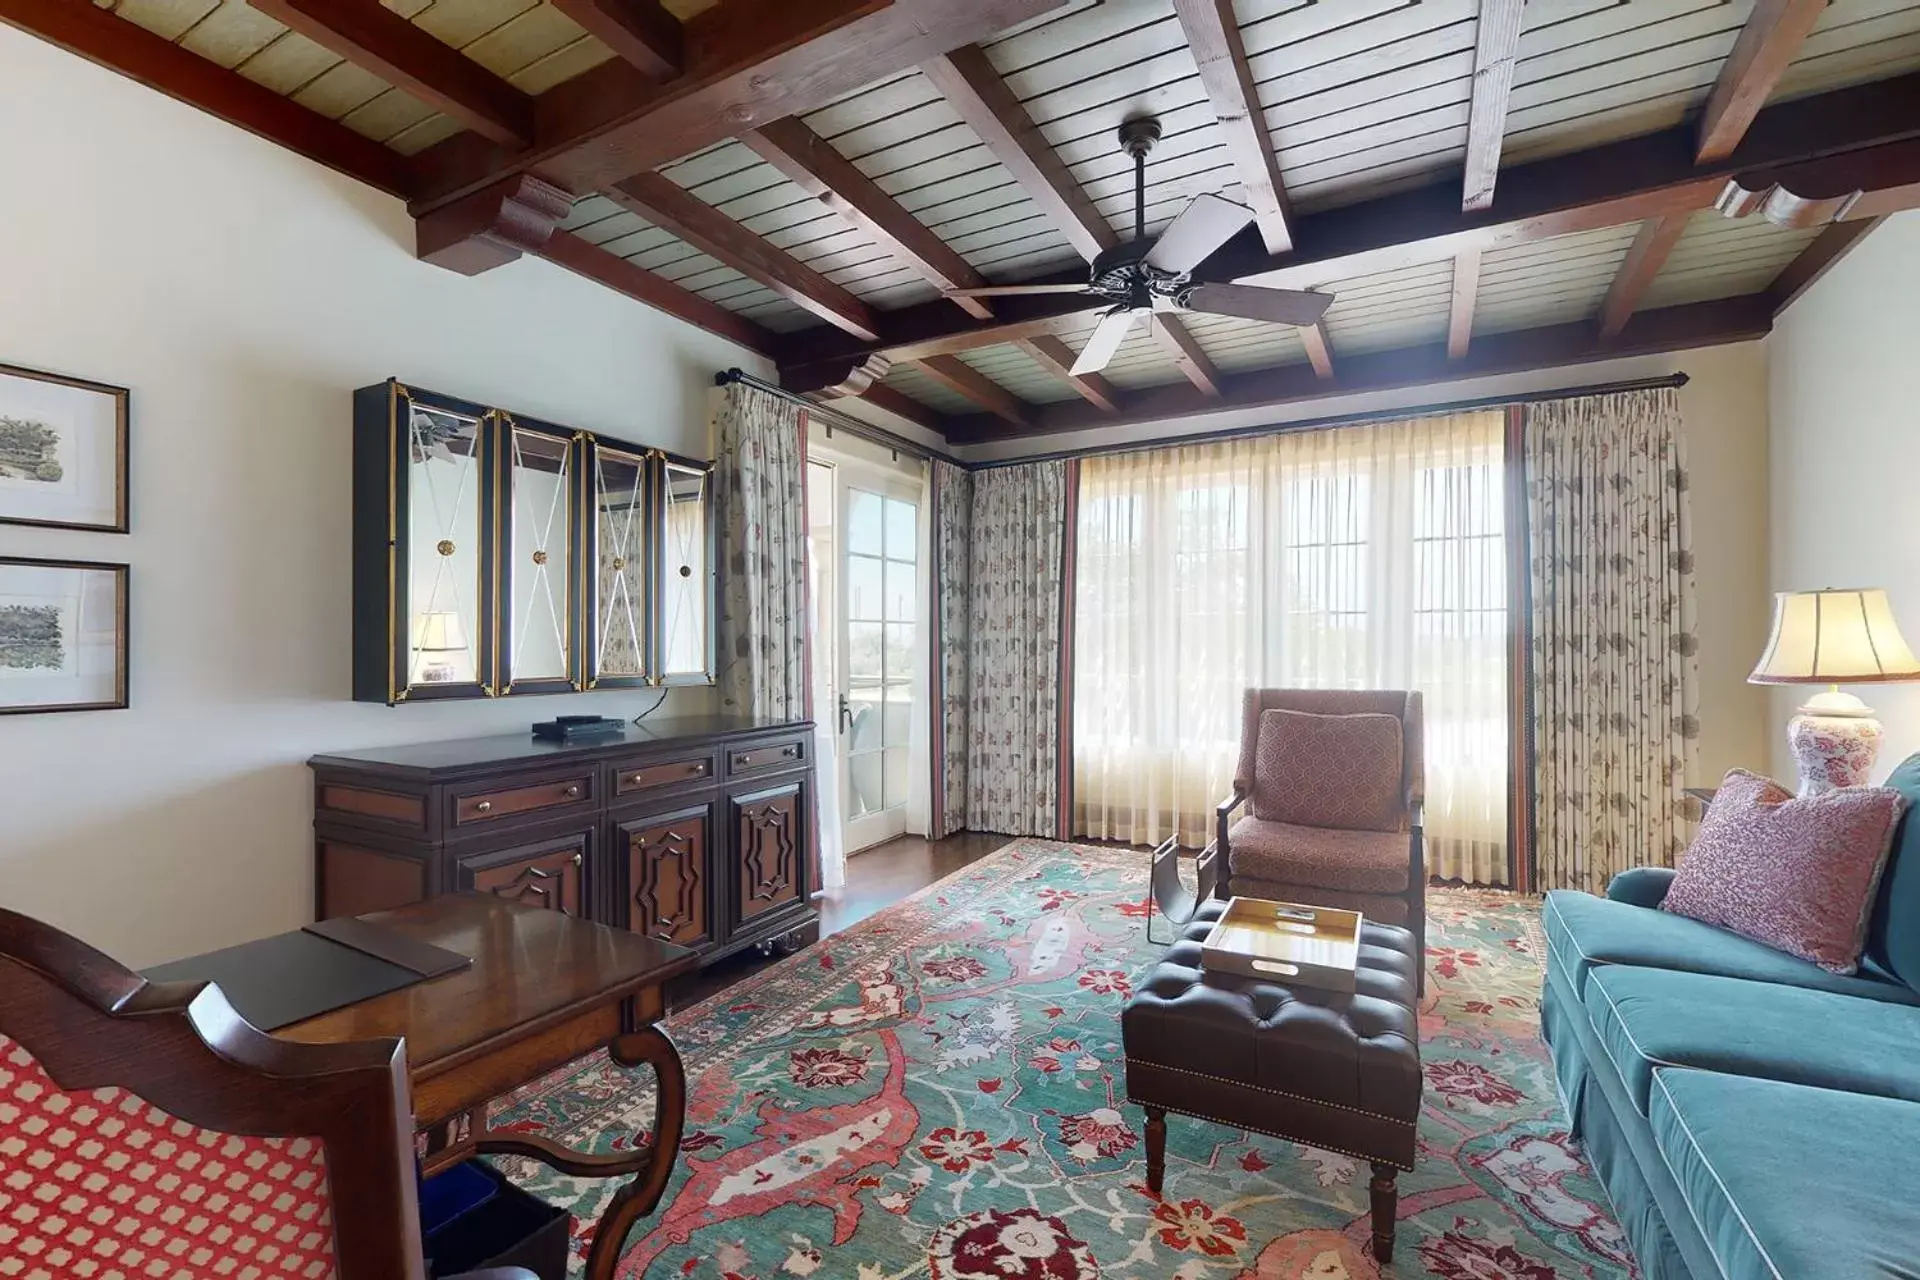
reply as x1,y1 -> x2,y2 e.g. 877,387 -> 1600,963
0,907 -> 426,1280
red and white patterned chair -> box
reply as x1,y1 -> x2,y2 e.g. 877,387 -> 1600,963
0,906 -> 531,1280
1216,688 -> 1427,989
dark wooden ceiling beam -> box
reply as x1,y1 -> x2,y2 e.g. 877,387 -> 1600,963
248,0 -> 533,147
744,117 -> 995,321
1172,0 -> 1292,252
1462,0 -> 1525,211
605,172 -> 879,340
1447,249 -> 1482,358
416,173 -> 574,274
408,0 -> 1068,213
1151,314 -> 1224,397
1767,216 -> 1885,313
852,383 -> 952,435
774,75 -> 1920,370
1697,0 -> 1828,163
918,355 -> 1035,427
549,0 -> 683,81
1298,321 -> 1335,379
1599,214 -> 1691,339
1016,336 -> 1122,412
942,295 -> 1774,444
0,0 -> 411,195
537,230 -> 775,354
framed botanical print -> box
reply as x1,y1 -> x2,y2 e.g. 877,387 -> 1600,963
0,557 -> 129,714
0,362 -> 129,533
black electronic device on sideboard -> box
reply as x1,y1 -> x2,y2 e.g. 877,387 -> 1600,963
350,378 -> 717,706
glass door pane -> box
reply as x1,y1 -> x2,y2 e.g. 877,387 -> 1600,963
840,479 -> 918,852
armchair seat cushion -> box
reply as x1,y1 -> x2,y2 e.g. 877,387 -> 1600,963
1227,877 -> 1413,926
1228,816 -> 1411,895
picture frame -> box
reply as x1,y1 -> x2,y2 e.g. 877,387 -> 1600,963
0,362 -> 130,533
0,556 -> 129,714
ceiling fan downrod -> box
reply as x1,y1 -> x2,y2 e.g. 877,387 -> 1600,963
1119,116 -> 1162,242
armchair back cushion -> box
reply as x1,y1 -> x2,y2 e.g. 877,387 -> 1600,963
1865,752 -> 1920,991
1251,709 -> 1405,832
1235,689 -> 1424,806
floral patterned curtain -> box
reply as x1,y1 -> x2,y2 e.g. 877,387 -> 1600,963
1525,388 -> 1699,894
931,462 -> 974,837
965,461 -> 1070,837
713,383 -> 809,720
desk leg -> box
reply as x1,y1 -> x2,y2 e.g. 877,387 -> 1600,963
475,1024 -> 687,1280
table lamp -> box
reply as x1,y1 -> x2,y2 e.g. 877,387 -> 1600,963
412,610 -> 468,683
1749,588 -> 1920,794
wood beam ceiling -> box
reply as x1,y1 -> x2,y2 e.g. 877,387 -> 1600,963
1171,0 -> 1292,253
248,0 -> 532,146
939,295 -> 1774,445
0,0 -> 411,196
1767,217 -> 1885,313
1697,0 -> 1829,163
407,0 -> 1069,214
1015,336 -> 1122,413
774,73 -> 1920,372
537,229 -> 775,354
1447,250 -> 1482,359
919,356 -> 1032,427
548,0 -> 683,81
1461,0 -> 1524,212
1298,322 -> 1335,380
604,172 -> 880,340
743,117 -> 996,321
1598,214 -> 1692,339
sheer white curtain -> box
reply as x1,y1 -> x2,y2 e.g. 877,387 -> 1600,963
1073,411 -> 1509,885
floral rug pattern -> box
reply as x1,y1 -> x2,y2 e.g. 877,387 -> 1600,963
491,841 -> 1632,1279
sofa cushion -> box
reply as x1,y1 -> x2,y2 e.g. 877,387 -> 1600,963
1662,768 -> 1904,973
1865,752 -> 1920,991
1250,709 -> 1405,831
1582,965 -> 1920,1116
1542,889 -> 1920,1007
1229,816 -> 1410,894
1648,1070 -> 1920,1280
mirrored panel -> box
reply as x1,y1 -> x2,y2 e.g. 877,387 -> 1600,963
508,425 -> 574,686
657,460 -> 712,683
593,446 -> 649,682
406,404 -> 484,690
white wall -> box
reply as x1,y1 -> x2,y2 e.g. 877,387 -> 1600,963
972,340 -> 1778,792
1769,211 -> 1920,781
0,28 -> 766,966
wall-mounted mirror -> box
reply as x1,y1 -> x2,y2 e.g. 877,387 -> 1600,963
505,422 -> 577,692
404,402 -> 485,693
656,458 -> 714,685
590,444 -> 650,687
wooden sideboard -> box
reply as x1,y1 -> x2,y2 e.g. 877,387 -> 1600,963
308,716 -> 818,968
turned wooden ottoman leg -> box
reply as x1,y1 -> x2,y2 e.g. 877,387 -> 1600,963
1368,1162 -> 1398,1262
1143,1107 -> 1167,1193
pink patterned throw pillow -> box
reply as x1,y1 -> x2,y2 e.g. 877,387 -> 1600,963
1251,709 -> 1404,832
1662,769 -> 1906,973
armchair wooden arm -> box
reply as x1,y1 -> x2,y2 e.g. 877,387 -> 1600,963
1215,787 -> 1249,900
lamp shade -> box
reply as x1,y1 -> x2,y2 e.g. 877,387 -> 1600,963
412,610 -> 468,653
1749,589 -> 1920,684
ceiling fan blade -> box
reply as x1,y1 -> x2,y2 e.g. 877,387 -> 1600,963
945,284 -> 1098,298
1146,193 -> 1256,274
1183,282 -> 1334,327
1071,309 -> 1139,376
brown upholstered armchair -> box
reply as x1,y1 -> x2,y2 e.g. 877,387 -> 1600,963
1215,688 -> 1426,988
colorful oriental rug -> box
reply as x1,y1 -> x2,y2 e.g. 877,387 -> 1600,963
492,841 -> 1632,1279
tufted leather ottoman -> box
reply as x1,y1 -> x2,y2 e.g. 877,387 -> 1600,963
1122,898 -> 1422,1262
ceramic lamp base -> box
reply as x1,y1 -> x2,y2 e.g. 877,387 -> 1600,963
1788,710 -> 1882,796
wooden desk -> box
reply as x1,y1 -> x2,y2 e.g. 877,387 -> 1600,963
278,895 -> 697,1280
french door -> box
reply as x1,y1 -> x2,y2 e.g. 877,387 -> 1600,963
811,458 -> 921,853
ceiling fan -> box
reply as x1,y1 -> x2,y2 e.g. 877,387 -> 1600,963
945,116 -> 1334,377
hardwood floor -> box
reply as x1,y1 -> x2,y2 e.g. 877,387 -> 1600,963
669,830 -> 1009,1010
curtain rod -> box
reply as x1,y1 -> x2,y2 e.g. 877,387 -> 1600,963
714,368 -> 957,465
967,371 -> 1691,471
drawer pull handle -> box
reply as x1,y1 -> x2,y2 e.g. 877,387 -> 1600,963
563,784 -> 581,798
689,762 -> 707,774
781,746 -> 798,758
475,800 -> 493,815
573,852 -> 584,868
629,774 -> 645,785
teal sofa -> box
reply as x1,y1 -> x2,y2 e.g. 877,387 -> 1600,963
1540,755 -> 1920,1280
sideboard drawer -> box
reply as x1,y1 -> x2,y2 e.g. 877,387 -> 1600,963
613,754 -> 715,797
453,774 -> 594,827
727,738 -> 806,776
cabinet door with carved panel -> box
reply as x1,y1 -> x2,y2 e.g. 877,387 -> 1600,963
457,829 -> 588,916
618,804 -> 713,949
731,782 -> 806,927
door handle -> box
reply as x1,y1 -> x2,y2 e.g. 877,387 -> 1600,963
838,692 -> 853,736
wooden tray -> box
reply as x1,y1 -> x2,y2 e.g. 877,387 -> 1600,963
1200,897 -> 1363,992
